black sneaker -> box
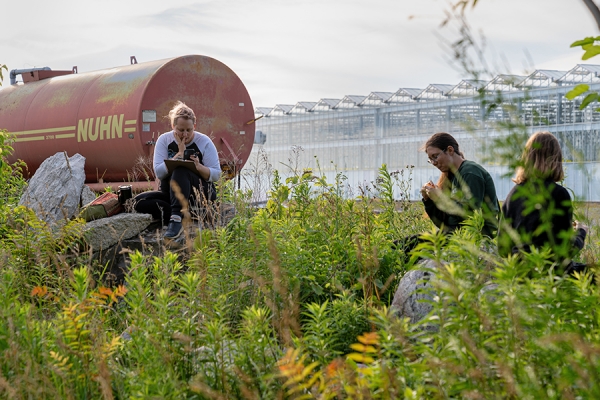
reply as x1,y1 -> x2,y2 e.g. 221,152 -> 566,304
164,220 -> 183,239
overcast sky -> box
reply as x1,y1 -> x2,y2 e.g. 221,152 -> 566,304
1,0 -> 598,108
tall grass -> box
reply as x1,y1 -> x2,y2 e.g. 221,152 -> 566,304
1,130 -> 599,398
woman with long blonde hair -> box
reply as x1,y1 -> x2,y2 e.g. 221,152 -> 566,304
498,131 -> 588,274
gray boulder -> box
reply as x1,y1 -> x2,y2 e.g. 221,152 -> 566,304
83,213 -> 153,251
81,185 -> 96,206
19,152 -> 86,225
391,259 -> 443,324
91,219 -> 165,286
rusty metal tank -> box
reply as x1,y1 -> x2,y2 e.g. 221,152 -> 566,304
0,55 -> 255,183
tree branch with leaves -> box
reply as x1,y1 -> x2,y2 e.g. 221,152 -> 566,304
446,0 -> 600,110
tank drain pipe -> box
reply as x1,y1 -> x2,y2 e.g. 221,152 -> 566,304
10,67 -> 51,85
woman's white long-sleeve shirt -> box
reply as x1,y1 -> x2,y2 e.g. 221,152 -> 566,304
153,131 -> 221,181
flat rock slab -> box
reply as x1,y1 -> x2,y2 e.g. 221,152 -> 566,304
89,205 -> 237,285
84,213 -> 153,252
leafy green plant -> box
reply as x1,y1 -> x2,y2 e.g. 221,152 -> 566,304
565,35 -> 600,108
0,133 -> 599,398
0,130 -> 27,208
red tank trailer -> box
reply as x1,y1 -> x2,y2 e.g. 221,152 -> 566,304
0,55 -> 255,187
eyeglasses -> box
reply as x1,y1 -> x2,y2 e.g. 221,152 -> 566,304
427,150 -> 446,164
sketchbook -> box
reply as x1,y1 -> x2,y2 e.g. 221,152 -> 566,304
164,159 -> 200,176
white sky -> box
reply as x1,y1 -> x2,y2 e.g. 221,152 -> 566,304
1,0 -> 597,108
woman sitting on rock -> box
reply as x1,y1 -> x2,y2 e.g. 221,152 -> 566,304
396,133 -> 499,260
420,132 -> 500,237
498,131 -> 589,275
134,101 -> 221,239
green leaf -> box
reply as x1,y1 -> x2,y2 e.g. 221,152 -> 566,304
565,84 -> 590,100
582,45 -> 600,60
310,282 -> 323,295
571,37 -> 599,48
580,92 -> 599,109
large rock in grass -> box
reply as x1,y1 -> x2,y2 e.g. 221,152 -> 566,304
89,217 -> 164,287
19,152 -> 86,225
83,213 -> 153,251
391,259 -> 443,325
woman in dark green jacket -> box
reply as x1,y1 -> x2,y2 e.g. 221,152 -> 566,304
420,132 -> 500,237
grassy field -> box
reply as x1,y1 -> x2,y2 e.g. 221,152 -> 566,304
2,149 -> 600,398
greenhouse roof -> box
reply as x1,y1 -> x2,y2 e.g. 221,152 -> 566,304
290,102 -> 318,114
484,75 -> 527,91
335,95 -> 368,108
415,84 -> 455,100
267,104 -> 294,116
360,92 -> 395,106
256,107 -> 274,115
447,80 -> 486,97
518,70 -> 567,87
313,98 -> 341,110
559,64 -> 600,84
255,64 -> 600,117
386,88 -> 422,103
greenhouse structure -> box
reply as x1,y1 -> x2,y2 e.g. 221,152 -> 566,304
247,64 -> 600,201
